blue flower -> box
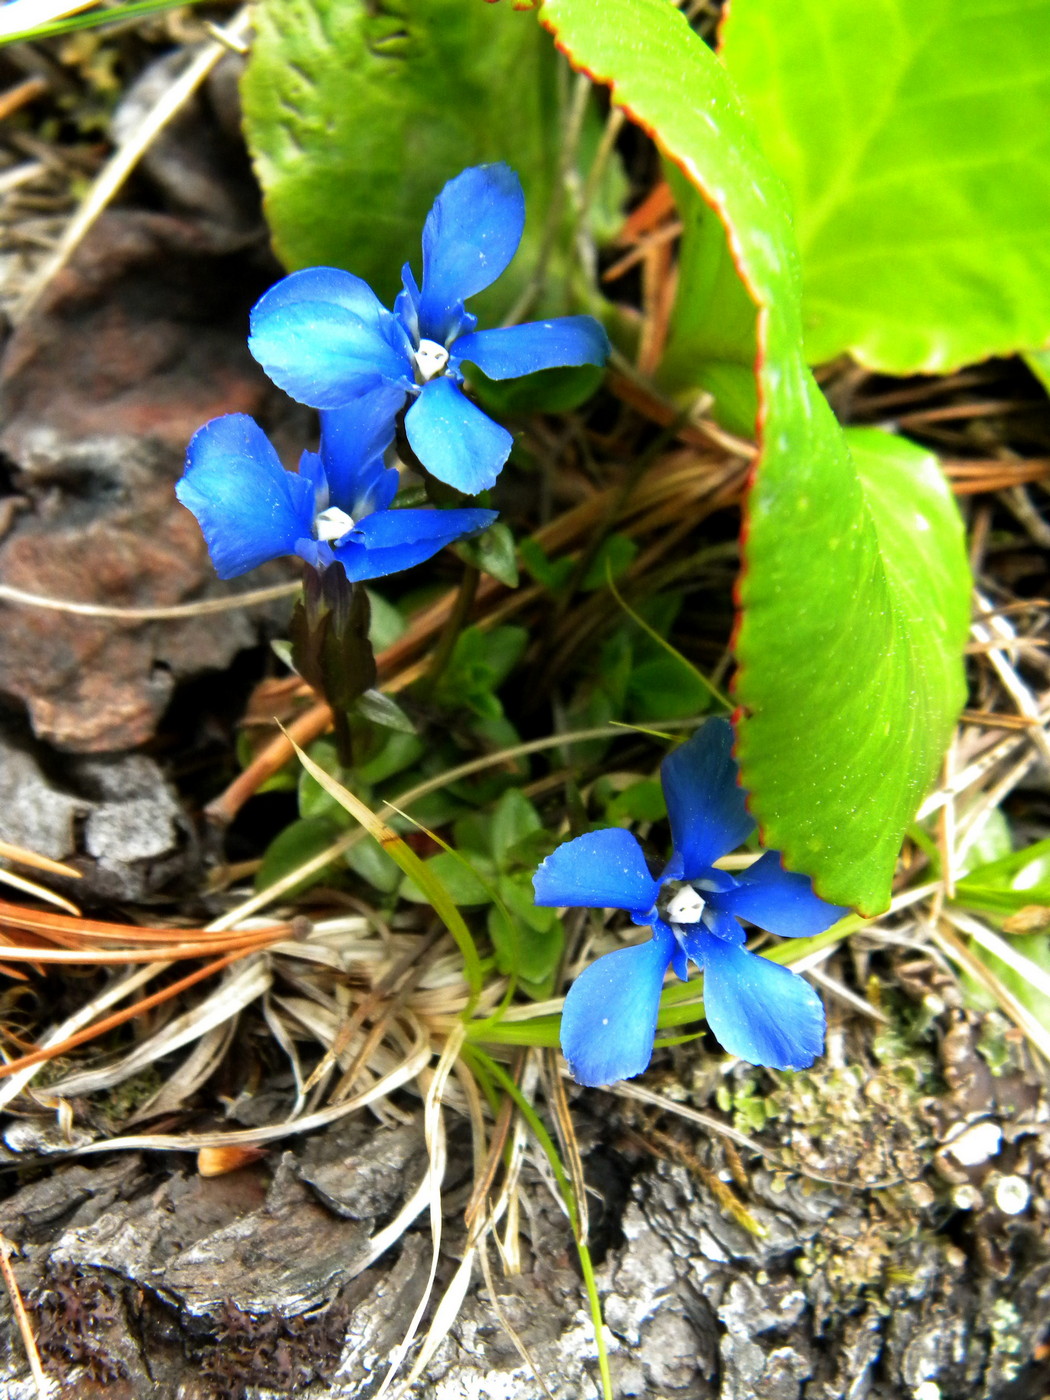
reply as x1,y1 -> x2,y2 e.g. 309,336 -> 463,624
176,388 -> 497,582
533,719 -> 848,1087
246,163 -> 611,497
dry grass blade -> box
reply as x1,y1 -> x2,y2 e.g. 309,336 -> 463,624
0,951 -> 260,1088
0,841 -> 80,881
65,1013 -> 431,1154
932,919 -> 1050,1063
127,1019 -> 236,1123
0,0 -> 93,39
0,870 -> 80,916
374,1022 -> 463,1399
42,957 -> 272,1096
13,6 -> 253,320
0,580 -> 299,619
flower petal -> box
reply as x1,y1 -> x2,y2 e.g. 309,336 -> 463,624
455,316 -> 610,380
560,922 -> 675,1086
718,850 -> 849,938
334,507 -> 497,581
176,415 -> 316,579
533,828 -> 660,915
404,377 -> 512,494
661,719 -> 755,876
249,270 -> 410,408
318,383 -> 407,514
697,932 -> 826,1070
252,266 -> 389,325
418,163 -> 525,340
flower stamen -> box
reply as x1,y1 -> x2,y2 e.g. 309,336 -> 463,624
413,338 -> 450,383
663,883 -> 707,926
314,506 -> 356,543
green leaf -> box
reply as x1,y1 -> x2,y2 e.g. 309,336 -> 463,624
401,851 -> 495,907
1027,349 -> 1050,396
539,0 -> 971,911
345,836 -> 402,895
488,876 -> 564,994
955,837 -> 1050,916
365,589 -> 406,652
520,539 -> 574,593
741,427 -> 969,909
299,740 -> 352,821
658,161 -> 759,436
256,816 -> 341,897
354,688 -> 417,734
434,625 -> 529,720
356,729 -> 425,785
604,779 -> 666,826
242,0 -> 568,317
490,789 -> 542,866
626,655 -> 712,721
455,522 -> 520,589
469,362 -> 607,415
581,534 -> 638,591
719,0 -> 1050,373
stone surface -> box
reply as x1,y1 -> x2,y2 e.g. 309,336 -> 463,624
0,726 -> 196,899
0,207 -> 306,755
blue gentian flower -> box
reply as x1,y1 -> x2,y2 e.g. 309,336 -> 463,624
176,388 -> 497,581
534,719 -> 848,1087
246,163 -> 611,496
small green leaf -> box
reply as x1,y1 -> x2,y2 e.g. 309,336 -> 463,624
356,729 -> 425,785
488,876 -> 564,993
345,836 -> 402,894
354,688 -> 417,734
719,0 -> 1050,372
455,522 -> 520,588
434,625 -> 529,720
256,816 -> 341,896
605,779 -> 666,825
299,740 -> 352,821
469,362 -> 607,415
490,789 -> 542,865
401,851 -> 495,907
955,838 -> 1050,917
520,539 -> 574,593
626,655 -> 712,721
581,534 -> 638,591
365,589 -> 406,652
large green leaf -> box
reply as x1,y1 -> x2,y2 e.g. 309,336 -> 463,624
719,0 -> 1050,372
242,0 -> 571,313
538,0 -> 970,911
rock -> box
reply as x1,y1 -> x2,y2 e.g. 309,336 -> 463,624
0,725 -> 196,899
0,207 -> 307,755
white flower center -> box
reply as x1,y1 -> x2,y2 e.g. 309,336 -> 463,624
413,338 -> 450,383
664,884 -> 707,925
314,506 -> 356,543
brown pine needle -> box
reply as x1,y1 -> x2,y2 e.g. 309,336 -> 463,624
0,951 -> 255,1082
0,1231 -> 51,1399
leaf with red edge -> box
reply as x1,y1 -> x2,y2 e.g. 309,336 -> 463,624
537,0 -> 970,913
